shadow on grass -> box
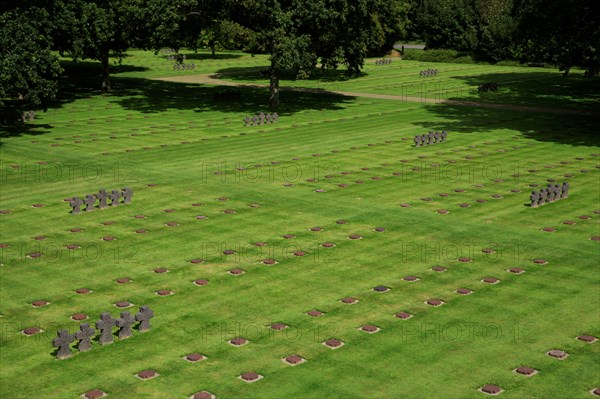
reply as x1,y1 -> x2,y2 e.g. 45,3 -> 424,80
443,71 -> 600,111
214,65 -> 367,84
0,62 -> 357,143
183,52 -> 246,61
414,102 -> 600,147
110,76 -> 356,115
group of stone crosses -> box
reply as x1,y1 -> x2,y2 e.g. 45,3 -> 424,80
478,82 -> 498,92
529,182 -> 569,207
173,63 -> 196,70
70,187 -> 133,215
214,89 -> 241,100
414,131 -> 448,147
160,48 -> 176,54
244,112 -> 279,126
166,53 -> 185,62
52,305 -> 154,359
21,110 -> 36,122
375,59 -> 392,66
419,69 -> 438,77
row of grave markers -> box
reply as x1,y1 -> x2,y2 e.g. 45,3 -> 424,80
52,305 -> 154,359
173,63 -> 196,70
419,69 -> 438,77
214,89 -> 241,100
530,183 -> 569,207
375,59 -> 392,66
414,131 -> 448,147
478,82 -> 498,92
70,187 -> 133,214
244,113 -> 279,126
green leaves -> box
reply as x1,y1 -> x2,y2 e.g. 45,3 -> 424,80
0,8 -> 62,110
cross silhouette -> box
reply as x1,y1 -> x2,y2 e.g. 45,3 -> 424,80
52,329 -> 75,359
116,311 -> 136,339
70,197 -> 83,214
97,189 -> 108,209
135,305 -> 154,332
109,190 -> 121,206
84,194 -> 96,211
95,312 -> 116,345
75,323 -> 96,352
121,187 -> 133,204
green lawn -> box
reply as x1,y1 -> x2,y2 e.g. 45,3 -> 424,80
0,50 -> 599,399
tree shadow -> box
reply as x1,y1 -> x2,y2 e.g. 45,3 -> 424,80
439,70 -> 600,112
414,102 -> 600,147
213,65 -> 367,85
109,76 -> 356,115
183,53 -> 245,61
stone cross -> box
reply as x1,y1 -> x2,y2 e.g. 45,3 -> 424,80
414,135 -> 421,147
421,134 -> 428,145
95,312 -> 116,345
84,194 -> 96,212
441,130 -> 448,141
538,188 -> 547,205
561,182 -> 569,198
109,190 -> 121,206
135,305 -> 154,332
529,190 -> 540,207
97,189 -> 108,209
553,184 -> 561,201
258,113 -> 265,125
75,323 -> 96,352
266,114 -> 272,124
121,187 -> 133,204
52,329 -> 75,359
70,196 -> 83,215
252,115 -> 259,126
116,311 -> 136,339
546,185 -> 555,202
427,131 -> 435,144
244,116 -> 251,126
272,113 -> 279,123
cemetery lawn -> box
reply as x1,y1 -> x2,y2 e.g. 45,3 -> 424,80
0,50 -> 599,399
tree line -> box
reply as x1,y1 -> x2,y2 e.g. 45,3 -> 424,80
1,0 -> 598,117
408,0 -> 599,76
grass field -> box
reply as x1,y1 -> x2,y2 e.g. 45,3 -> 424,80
0,50 -> 599,399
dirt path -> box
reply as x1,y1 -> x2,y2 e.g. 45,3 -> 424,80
154,73 -> 598,117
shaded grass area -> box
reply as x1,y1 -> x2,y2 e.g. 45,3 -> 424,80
0,51 -> 599,399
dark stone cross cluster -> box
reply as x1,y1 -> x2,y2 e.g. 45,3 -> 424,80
419,69 -> 438,77
244,112 -> 279,126
21,110 -> 36,122
375,59 -> 392,66
414,131 -> 448,147
166,53 -> 185,62
529,182 -> 569,207
214,89 -> 241,100
52,305 -> 154,360
478,82 -> 498,92
160,48 -> 176,54
69,187 -> 133,215
173,63 -> 196,70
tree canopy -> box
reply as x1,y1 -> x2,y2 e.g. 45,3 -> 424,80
0,7 -> 62,113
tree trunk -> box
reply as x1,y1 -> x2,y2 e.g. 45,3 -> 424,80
211,43 -> 216,57
101,53 -> 111,92
269,66 -> 279,109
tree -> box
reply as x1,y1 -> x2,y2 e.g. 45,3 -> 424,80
0,7 -> 62,116
50,0 -> 132,92
223,0 -> 410,108
515,0 -> 599,76
410,0 -> 479,52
